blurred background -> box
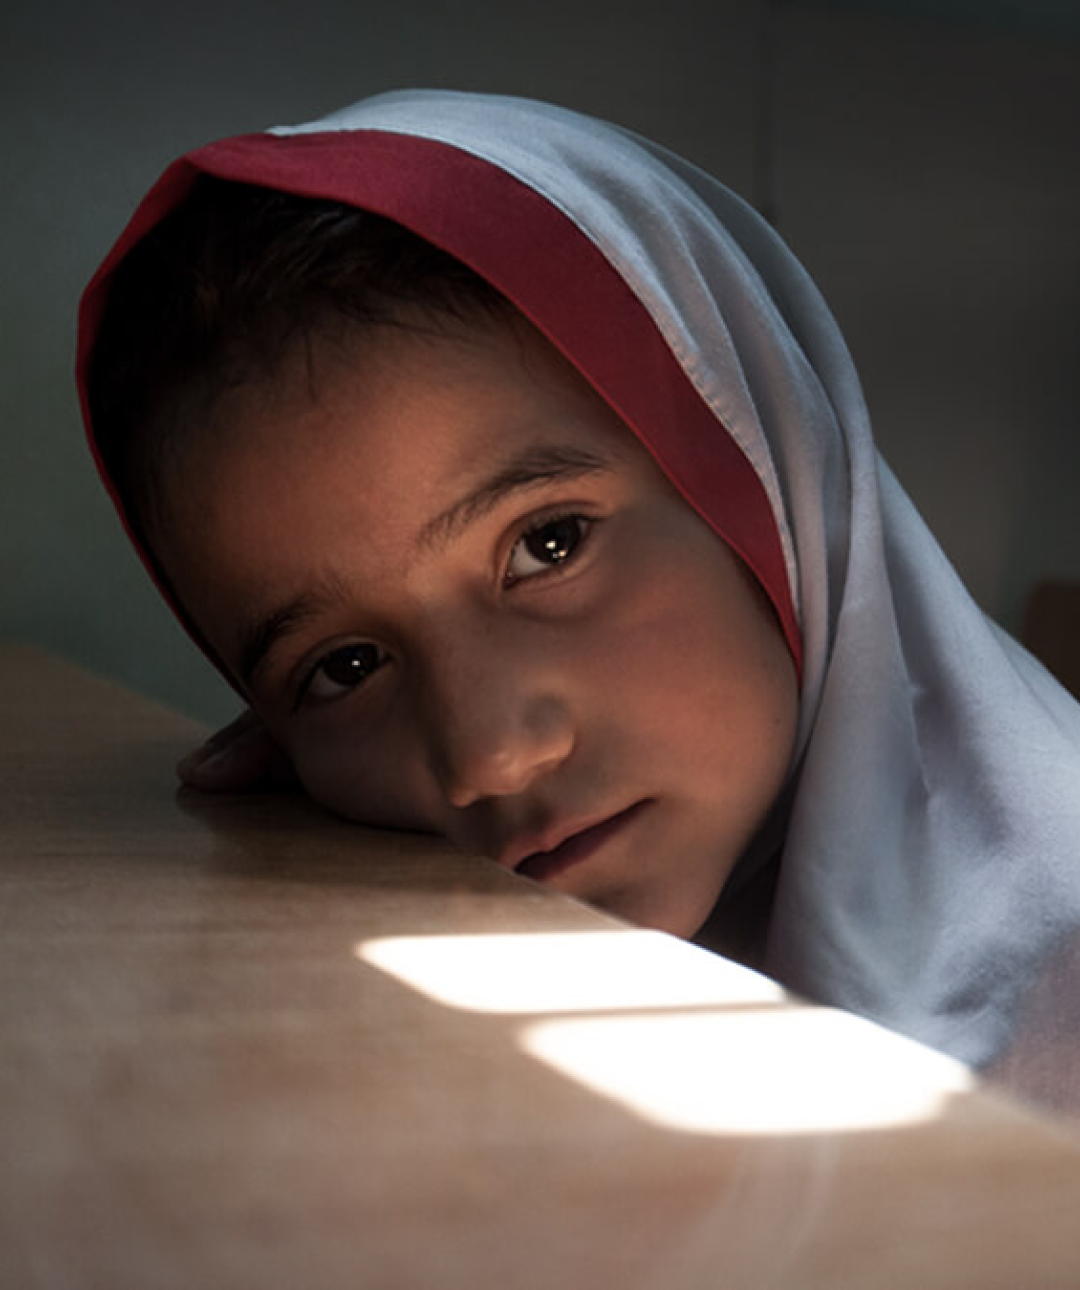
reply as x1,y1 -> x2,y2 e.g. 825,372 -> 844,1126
2,0 -> 1078,724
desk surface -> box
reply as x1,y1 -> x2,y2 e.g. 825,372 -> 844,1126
4,644 -> 1080,1289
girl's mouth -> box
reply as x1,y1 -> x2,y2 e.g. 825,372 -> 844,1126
514,802 -> 649,883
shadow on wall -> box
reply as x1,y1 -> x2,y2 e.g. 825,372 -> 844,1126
1022,582 -> 1080,701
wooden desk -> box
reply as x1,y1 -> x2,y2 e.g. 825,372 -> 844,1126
3,644 -> 1080,1288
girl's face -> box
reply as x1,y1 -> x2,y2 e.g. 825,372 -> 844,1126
156,314 -> 799,938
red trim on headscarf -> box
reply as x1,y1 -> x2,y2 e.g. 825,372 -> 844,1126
77,129 -> 801,676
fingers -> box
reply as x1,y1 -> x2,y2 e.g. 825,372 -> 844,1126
177,710 -> 296,791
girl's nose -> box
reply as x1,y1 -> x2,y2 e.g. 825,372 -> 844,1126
422,640 -> 575,809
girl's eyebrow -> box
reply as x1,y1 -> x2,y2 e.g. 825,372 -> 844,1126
237,573 -> 351,691
417,444 -> 612,554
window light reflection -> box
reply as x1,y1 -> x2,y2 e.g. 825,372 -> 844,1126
522,1008 -> 973,1136
356,929 -> 974,1134
357,929 -> 784,1014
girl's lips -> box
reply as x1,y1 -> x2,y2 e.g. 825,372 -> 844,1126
514,801 -> 648,884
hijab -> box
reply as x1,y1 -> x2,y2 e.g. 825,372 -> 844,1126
77,89 -> 1080,1101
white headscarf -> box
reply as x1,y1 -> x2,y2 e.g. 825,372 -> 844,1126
80,89 -> 1080,1105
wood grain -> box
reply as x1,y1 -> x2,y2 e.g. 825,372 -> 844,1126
3,644 -> 1080,1288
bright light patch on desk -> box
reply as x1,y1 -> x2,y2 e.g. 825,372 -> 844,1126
522,1008 -> 975,1135
357,930 -> 973,1134
358,929 -> 784,1015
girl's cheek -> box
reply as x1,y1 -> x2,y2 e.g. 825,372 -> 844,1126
291,727 -> 436,832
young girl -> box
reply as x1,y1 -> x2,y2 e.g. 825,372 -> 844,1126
78,89 -> 1080,1115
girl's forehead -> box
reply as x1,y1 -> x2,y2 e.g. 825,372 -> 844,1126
158,309 -> 647,560
208,308 -> 641,477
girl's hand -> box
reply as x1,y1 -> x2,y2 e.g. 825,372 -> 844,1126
176,709 -> 296,791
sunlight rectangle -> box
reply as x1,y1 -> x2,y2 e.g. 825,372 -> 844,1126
357,929 -> 785,1015
522,1008 -> 974,1135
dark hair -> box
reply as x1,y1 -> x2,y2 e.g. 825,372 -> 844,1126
88,176 -> 508,528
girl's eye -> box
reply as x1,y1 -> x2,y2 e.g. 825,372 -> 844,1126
506,514 -> 590,583
300,642 -> 387,706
